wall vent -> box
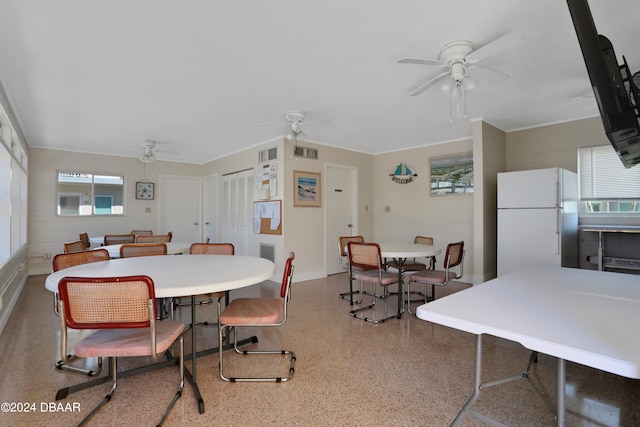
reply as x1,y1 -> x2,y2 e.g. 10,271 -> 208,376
259,243 -> 275,263
293,145 -> 318,159
258,147 -> 277,163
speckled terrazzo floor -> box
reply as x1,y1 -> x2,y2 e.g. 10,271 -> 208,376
1,273 -> 639,427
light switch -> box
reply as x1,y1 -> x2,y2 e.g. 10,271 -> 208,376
385,206 -> 390,212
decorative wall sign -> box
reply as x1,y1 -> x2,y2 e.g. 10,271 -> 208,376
430,153 -> 474,196
136,181 -> 155,200
390,163 -> 418,184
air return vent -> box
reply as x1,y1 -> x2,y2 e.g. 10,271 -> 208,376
293,145 -> 318,159
259,243 -> 275,262
258,147 -> 277,163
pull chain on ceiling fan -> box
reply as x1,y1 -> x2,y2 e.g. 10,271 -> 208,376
398,33 -> 524,121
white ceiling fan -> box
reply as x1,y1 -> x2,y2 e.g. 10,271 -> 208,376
398,33 -> 525,120
139,140 -> 179,163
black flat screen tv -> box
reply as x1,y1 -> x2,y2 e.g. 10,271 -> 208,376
567,0 -> 640,168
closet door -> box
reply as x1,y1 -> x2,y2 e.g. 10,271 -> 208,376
222,169 -> 253,255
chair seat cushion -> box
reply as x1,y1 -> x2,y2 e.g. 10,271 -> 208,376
75,321 -> 185,358
352,269 -> 399,285
220,298 -> 284,325
409,269 -> 457,285
386,260 -> 427,272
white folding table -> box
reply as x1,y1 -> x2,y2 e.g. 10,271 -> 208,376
416,267 -> 640,426
46,254 -> 275,414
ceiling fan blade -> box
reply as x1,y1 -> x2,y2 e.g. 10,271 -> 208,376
466,64 -> 510,85
410,71 -> 450,96
465,33 -> 524,63
155,149 -> 180,155
398,57 -> 447,67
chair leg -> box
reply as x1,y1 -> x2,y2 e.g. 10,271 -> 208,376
218,325 -> 296,382
77,357 -> 119,426
157,335 -> 184,426
56,355 -> 103,376
349,284 -> 397,324
405,281 -> 436,315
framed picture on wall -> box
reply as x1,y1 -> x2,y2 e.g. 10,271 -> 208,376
429,153 -> 474,196
136,181 -> 155,200
294,170 -> 321,207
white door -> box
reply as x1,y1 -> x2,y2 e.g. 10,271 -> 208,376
222,169 -> 254,255
158,175 -> 202,243
326,165 -> 357,275
203,174 -> 218,243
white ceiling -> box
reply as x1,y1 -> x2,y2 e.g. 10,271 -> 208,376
0,0 -> 638,164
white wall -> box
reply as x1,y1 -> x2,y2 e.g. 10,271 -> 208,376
372,139 -> 475,282
28,148 -> 203,274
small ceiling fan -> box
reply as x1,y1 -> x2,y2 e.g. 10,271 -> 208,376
139,140 -> 178,163
398,33 -> 525,120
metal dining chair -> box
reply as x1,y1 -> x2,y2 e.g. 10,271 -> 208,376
119,243 -> 167,258
78,232 -> 90,250
347,242 -> 401,324
135,234 -> 172,243
104,234 -> 135,245
57,275 -> 185,426
337,235 -> 366,304
171,243 -> 235,329
130,229 -> 153,236
218,252 -> 296,382
406,241 -> 465,313
52,249 -> 111,376
63,240 -> 85,253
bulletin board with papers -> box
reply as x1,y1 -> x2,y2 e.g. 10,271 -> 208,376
253,200 -> 282,235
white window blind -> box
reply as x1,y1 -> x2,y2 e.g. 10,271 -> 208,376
579,145 -> 640,200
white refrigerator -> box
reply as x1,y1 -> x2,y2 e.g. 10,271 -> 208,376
497,168 -> 579,276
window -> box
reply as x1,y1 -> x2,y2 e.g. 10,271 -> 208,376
57,172 -> 125,216
0,108 -> 28,266
578,145 -> 640,214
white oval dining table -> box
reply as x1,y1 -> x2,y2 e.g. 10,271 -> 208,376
46,254 -> 275,414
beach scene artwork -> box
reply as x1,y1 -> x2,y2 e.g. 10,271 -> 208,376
294,171 -> 321,206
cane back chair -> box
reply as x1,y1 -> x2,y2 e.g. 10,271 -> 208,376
348,242 -> 400,324
171,243 -> 235,327
337,235 -> 365,304
52,249 -> 111,375
218,252 -> 296,382
406,241 -> 465,313
58,275 -> 185,426
119,243 -> 167,258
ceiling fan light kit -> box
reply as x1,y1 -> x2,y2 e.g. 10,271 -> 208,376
398,33 -> 524,121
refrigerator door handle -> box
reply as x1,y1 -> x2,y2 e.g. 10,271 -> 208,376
556,209 -> 562,256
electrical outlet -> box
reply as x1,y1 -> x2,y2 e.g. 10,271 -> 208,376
43,252 -> 52,259
385,206 -> 391,212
